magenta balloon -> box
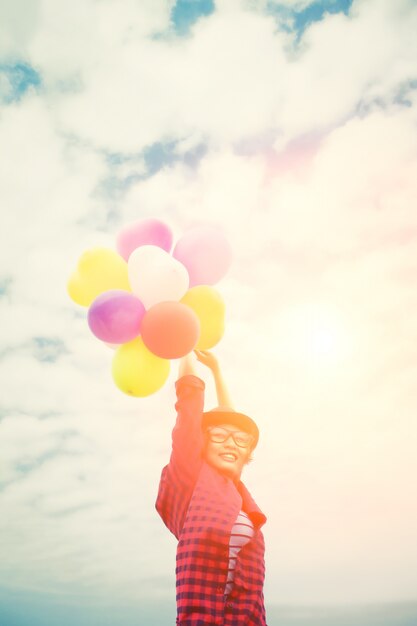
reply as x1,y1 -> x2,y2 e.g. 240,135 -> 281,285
172,226 -> 232,287
116,219 -> 173,261
88,290 -> 146,343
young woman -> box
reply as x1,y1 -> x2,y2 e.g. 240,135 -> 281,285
156,350 -> 268,625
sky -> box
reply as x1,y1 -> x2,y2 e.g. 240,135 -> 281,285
1,0 -> 417,624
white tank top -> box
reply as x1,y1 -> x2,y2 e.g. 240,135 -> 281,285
224,510 -> 255,596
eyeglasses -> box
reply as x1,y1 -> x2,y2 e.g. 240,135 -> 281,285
206,426 -> 254,449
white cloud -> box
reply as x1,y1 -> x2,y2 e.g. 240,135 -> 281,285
0,0 -> 40,61
47,8 -> 286,152
9,0 -> 413,155
0,96 -> 108,269
18,0 -> 174,83
275,0 -> 417,144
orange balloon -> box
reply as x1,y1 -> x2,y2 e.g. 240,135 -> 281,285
141,301 -> 200,359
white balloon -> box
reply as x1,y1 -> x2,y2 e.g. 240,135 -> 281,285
128,245 -> 189,309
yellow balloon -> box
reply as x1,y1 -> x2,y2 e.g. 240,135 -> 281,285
181,286 -> 225,350
67,247 -> 131,307
112,338 -> 170,397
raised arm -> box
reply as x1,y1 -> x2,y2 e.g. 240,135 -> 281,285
170,353 -> 205,479
155,354 -> 205,536
178,351 -> 197,378
194,349 -> 234,408
169,385 -> 204,482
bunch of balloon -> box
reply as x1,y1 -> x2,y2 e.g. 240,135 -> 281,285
67,219 -> 232,397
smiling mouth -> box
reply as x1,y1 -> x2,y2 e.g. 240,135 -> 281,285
220,453 -> 238,462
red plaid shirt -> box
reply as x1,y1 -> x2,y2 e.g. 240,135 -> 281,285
156,375 -> 268,626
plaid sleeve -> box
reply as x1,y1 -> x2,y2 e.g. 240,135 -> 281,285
155,375 -> 205,537
170,374 -> 205,483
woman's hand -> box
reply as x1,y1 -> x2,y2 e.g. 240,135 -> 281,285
194,350 -> 233,408
194,350 -> 219,373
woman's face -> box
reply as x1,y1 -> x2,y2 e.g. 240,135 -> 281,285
204,423 -> 252,481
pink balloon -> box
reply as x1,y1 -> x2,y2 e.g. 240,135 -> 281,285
88,290 -> 146,343
173,226 -> 232,287
116,219 -> 173,261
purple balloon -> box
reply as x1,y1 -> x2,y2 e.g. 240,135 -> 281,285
116,218 -> 173,261
88,290 -> 146,343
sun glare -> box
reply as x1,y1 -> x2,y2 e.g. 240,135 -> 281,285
280,302 -> 353,369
